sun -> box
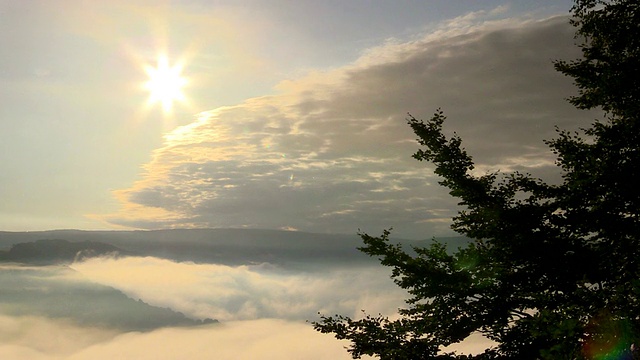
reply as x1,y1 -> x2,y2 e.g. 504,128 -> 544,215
144,55 -> 187,113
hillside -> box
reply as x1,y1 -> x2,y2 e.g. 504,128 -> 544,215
0,239 -> 133,265
0,265 -> 216,331
0,229 -> 469,268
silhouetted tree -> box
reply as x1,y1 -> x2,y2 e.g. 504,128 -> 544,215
313,1 -> 640,358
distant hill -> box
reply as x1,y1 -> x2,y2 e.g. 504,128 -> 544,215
0,239 -> 134,265
0,229 -> 470,268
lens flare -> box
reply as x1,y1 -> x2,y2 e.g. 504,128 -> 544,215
582,313 -> 637,360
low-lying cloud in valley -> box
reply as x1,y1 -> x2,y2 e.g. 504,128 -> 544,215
0,315 -> 358,360
1,256 -> 407,359
69,256 -> 406,322
1,250 -> 497,359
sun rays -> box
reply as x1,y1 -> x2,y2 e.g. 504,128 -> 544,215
144,55 -> 188,114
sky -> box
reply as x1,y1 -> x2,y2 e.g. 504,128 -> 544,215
0,0 -> 589,238
0,1 -> 602,358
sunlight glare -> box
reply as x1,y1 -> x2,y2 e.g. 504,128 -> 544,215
144,55 -> 187,113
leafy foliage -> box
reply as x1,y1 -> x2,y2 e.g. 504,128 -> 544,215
313,1 -> 640,359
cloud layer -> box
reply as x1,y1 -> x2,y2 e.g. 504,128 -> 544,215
1,257 -> 409,359
69,256 -> 405,322
1,255 -> 496,359
97,15 -> 592,238
0,316 -> 359,360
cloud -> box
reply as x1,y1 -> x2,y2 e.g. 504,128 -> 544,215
96,15 -> 593,238
69,256 -> 406,322
0,315 -> 118,359
68,319 -> 358,360
0,315 -> 360,360
1,255 -> 493,359
2,258 -> 401,359
1,315 -> 495,360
